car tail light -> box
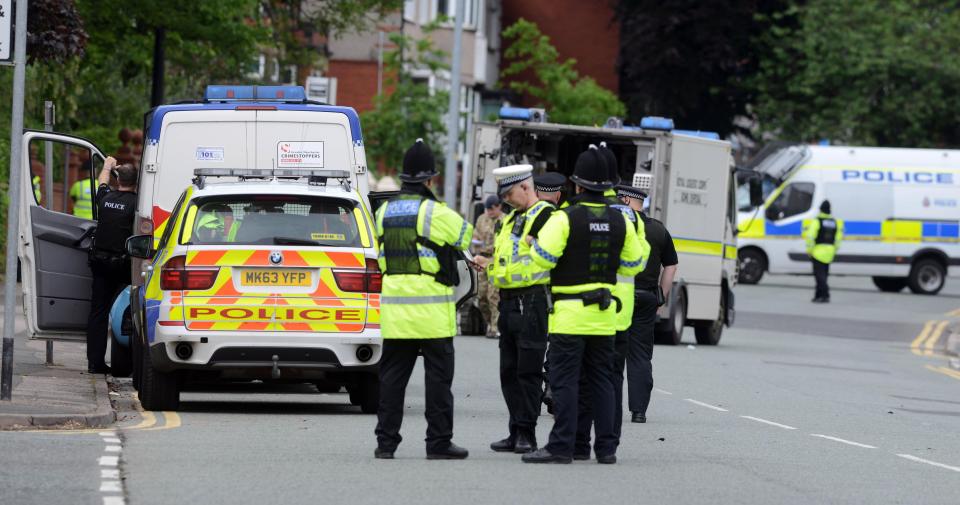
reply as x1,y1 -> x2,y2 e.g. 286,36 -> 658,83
333,258 -> 382,293
160,255 -> 219,290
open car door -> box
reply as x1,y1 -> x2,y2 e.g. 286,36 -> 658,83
18,131 -> 104,341
367,190 -> 476,307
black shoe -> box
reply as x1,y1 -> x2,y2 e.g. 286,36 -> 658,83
87,365 -> 110,374
573,452 -> 591,461
631,412 -> 646,423
513,434 -> 536,454
427,443 -> 469,460
597,454 -> 617,464
522,448 -> 572,464
812,297 -> 827,303
374,448 -> 394,459
490,437 -> 515,453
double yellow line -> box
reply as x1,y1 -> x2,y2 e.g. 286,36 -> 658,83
910,320 -> 950,357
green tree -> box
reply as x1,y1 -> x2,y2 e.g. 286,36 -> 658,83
500,19 -> 625,126
752,0 -> 960,146
360,24 -> 450,174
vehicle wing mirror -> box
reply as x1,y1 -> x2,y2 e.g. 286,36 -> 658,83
126,235 -> 155,259
749,177 -> 764,208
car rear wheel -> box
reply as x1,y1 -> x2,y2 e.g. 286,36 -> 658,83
138,344 -> 180,411
348,374 -> 379,414
872,276 -> 908,293
908,259 -> 946,295
694,292 -> 725,346
738,249 -> 766,285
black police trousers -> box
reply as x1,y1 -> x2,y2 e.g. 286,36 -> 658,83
497,289 -> 549,442
545,333 -> 617,458
375,337 -> 455,453
86,259 -> 129,370
813,259 -> 830,299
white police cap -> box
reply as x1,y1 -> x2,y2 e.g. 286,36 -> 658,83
492,164 -> 533,195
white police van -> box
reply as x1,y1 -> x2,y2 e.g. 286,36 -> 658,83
737,144 -> 960,294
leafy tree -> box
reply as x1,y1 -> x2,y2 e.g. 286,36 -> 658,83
360,23 -> 450,175
615,0 -> 789,137
500,19 -> 625,126
26,0 -> 88,63
752,0 -> 960,146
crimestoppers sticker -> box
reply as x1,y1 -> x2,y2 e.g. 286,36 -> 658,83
277,141 -> 324,168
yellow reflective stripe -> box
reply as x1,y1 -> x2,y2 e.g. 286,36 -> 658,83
674,238 -> 724,257
882,220 -> 922,243
354,207 -> 372,248
738,217 -> 765,238
724,244 -> 738,259
180,204 -> 198,244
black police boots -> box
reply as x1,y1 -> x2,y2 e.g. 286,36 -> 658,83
426,443 -> 469,460
490,437 -> 515,452
374,447 -> 394,459
521,448 -> 572,464
514,434 -> 536,454
631,412 -> 647,423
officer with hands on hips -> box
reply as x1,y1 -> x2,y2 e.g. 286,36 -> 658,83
473,164 -> 555,455
523,146 -> 647,464
373,139 -> 474,460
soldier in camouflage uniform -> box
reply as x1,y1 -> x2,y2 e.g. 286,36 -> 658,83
472,195 -> 503,338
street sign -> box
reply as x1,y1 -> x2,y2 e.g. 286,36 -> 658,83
0,0 -> 12,63
305,76 -> 337,104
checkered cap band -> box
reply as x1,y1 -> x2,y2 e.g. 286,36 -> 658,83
497,173 -> 532,193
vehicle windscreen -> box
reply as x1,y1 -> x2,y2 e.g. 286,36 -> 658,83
736,174 -> 778,211
182,195 -> 362,247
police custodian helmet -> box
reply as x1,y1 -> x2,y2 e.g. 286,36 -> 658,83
570,145 -> 614,192
399,138 -> 438,183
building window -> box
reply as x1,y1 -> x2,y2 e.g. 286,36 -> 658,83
403,0 -> 416,22
433,0 -> 478,28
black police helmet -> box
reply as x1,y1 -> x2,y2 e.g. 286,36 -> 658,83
399,138 -> 438,183
598,142 -> 620,185
570,146 -> 613,192
820,200 -> 831,214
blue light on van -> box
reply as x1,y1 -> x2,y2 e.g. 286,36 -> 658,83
499,107 -> 533,121
640,116 -> 674,131
674,129 -> 721,140
204,85 -> 306,101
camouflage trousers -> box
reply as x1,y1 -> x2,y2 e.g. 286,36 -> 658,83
477,272 -> 500,337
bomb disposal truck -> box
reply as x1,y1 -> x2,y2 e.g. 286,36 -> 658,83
466,109 -> 751,345
736,144 -> 960,295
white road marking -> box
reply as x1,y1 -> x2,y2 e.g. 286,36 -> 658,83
102,437 -> 121,444
103,497 -> 126,505
98,432 -> 116,437
104,445 -> 122,453
740,416 -> 797,430
101,469 -> 120,480
810,434 -> 877,449
99,481 -> 122,492
896,454 -> 960,473
684,399 -> 728,412
98,455 -> 119,467
654,388 -> 673,395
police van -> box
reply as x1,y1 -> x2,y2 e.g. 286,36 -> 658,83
737,144 -> 960,295
467,110 -> 744,345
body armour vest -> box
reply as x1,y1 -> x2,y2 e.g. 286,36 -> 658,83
94,189 -> 137,254
550,202 -> 625,286
815,217 -> 838,245
381,195 -> 426,275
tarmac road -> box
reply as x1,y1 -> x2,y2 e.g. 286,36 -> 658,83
3,274 -> 959,504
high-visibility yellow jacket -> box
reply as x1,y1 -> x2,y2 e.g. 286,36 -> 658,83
69,180 -> 93,219
32,175 -> 41,203
375,195 -> 473,339
612,206 -> 648,331
530,200 -> 647,336
804,212 -> 843,264
489,200 -> 554,289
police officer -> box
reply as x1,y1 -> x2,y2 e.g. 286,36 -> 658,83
574,145 -> 649,456
805,200 -> 843,303
69,160 -> 94,219
474,164 -> 555,454
373,139 -> 474,460
534,172 -> 567,206
86,157 -> 137,373
617,183 -> 677,424
524,146 -> 647,464
472,195 -> 503,339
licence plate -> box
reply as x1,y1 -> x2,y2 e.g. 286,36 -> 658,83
240,269 -> 312,287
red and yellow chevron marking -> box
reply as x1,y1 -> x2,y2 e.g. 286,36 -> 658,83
185,249 -> 365,268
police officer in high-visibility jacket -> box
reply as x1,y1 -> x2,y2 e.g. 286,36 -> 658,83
575,145 -> 649,458
523,146 -> 647,464
805,200 -> 843,303
69,160 -> 94,219
474,164 -> 555,454
373,139 -> 474,460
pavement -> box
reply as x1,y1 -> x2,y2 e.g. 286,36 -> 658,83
1,274 -> 959,505
0,294 -> 115,430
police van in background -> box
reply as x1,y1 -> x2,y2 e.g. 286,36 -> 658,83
737,144 -> 960,295
467,109 -> 748,345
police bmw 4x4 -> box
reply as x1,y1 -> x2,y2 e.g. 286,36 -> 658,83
125,169 -> 383,412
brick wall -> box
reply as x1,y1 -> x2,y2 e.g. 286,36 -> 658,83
501,0 -> 619,98
327,60 -> 395,113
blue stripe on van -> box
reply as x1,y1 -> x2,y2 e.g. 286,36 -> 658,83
145,103 -> 363,145
924,222 -> 959,238
765,221 -> 802,236
844,221 -> 882,236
